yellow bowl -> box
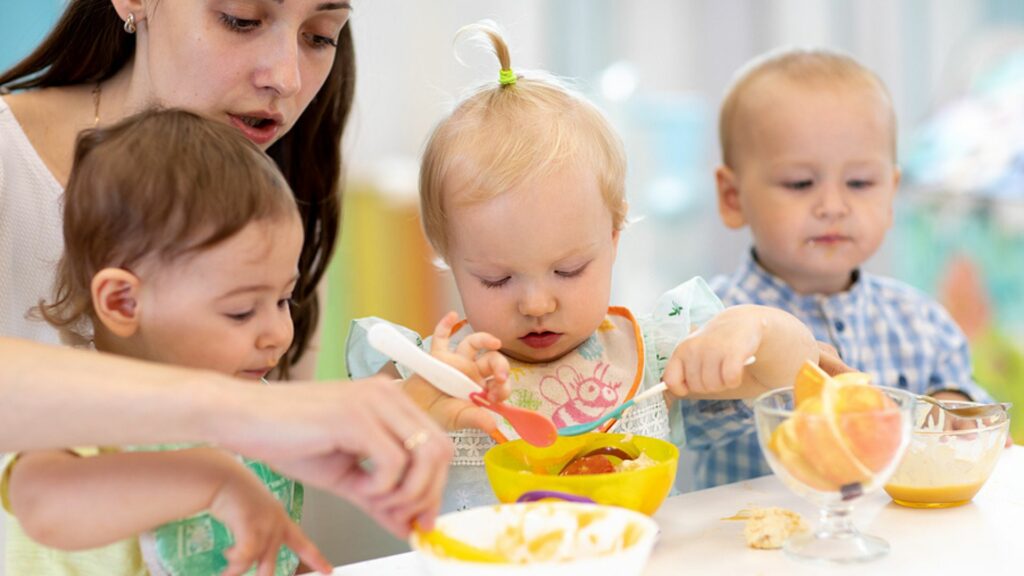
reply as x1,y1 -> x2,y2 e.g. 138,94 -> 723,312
484,433 -> 678,515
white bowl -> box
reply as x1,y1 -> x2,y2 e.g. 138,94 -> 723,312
410,501 -> 659,576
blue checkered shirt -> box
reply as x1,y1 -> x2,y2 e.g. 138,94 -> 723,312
679,249 -> 993,490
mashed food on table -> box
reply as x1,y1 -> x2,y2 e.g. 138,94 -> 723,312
724,506 -> 808,549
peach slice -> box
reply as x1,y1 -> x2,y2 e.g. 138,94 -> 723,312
769,362 -> 901,492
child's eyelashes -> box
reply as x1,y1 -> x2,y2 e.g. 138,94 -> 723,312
555,263 -> 589,279
226,309 -> 256,322
847,179 -> 874,190
480,277 -> 511,289
782,179 -> 814,191
219,13 -> 261,33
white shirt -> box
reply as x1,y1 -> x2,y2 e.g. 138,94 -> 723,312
0,95 -> 64,345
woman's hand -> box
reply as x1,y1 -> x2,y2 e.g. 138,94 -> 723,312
218,376 -> 454,536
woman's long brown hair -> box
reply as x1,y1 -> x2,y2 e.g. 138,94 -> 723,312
0,0 -> 354,377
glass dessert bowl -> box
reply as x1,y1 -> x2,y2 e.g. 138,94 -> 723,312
754,363 -> 914,564
884,399 -> 1010,508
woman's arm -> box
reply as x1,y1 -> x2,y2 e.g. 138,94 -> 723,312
0,337 -> 453,536
8,448 -> 331,574
0,337 -> 232,451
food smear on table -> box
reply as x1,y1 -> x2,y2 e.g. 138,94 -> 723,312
723,506 -> 808,549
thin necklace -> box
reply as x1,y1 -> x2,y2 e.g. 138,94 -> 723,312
92,82 -> 101,127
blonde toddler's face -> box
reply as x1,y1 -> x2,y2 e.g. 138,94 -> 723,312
445,165 -> 619,364
130,216 -> 303,380
721,78 -> 899,294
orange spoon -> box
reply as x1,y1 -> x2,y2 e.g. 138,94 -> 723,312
470,391 -> 557,447
368,323 -> 557,446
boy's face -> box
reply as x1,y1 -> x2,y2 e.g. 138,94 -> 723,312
124,216 -> 303,380
717,78 -> 900,294
445,164 -> 619,364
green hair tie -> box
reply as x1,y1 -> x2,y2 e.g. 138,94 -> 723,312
499,68 -> 516,86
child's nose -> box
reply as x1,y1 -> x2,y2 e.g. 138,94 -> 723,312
814,184 -> 850,219
257,312 -> 295,352
518,285 -> 557,318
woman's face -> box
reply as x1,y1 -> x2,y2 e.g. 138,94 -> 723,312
127,0 -> 351,149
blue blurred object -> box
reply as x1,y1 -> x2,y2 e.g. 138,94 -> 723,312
0,2 -> 63,73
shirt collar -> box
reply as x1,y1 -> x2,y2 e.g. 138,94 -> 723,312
742,248 -> 867,309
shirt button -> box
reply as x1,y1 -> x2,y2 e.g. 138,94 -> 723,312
834,320 -> 846,332
897,374 -> 909,388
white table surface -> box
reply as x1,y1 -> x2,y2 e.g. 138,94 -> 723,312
313,445 -> 1024,575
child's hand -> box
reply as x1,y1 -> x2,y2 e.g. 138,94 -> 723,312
401,312 -> 511,433
208,455 -> 332,576
816,341 -> 854,376
662,305 -> 818,399
662,308 -> 765,397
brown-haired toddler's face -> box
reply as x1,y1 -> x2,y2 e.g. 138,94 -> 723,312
126,216 -> 303,379
720,79 -> 899,294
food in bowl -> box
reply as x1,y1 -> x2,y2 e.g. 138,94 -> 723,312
884,400 -> 1009,508
767,365 -> 904,493
411,502 -> 658,576
485,433 -> 677,515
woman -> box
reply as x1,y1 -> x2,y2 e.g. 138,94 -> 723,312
0,0 -> 467,538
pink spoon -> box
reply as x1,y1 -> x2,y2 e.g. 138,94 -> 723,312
469,391 -> 557,447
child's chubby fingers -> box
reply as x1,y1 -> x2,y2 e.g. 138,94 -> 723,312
719,354 -> 747,391
682,350 -> 709,395
284,521 -> 332,575
257,541 -> 280,576
700,354 -> 726,394
430,311 -> 461,351
455,330 -> 503,357
221,536 -> 259,576
453,404 -> 500,432
660,358 -> 690,398
474,351 -> 511,402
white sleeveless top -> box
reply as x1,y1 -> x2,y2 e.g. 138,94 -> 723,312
0,96 -> 65,345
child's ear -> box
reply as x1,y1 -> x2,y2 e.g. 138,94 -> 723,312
716,165 -> 746,229
91,268 -> 142,338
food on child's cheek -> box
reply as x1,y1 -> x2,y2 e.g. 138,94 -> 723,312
768,364 -> 902,492
723,506 -> 808,549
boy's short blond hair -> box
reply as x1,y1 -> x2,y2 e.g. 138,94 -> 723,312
420,23 -> 627,261
719,47 -> 897,168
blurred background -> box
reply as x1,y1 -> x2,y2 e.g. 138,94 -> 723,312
3,0 -> 1023,568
